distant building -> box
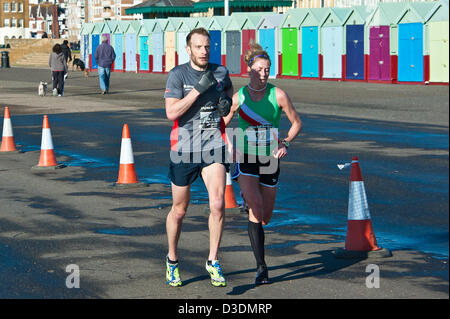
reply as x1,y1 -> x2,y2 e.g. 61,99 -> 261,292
28,1 -> 67,39
0,0 -> 29,44
85,0 -> 143,22
66,0 -> 84,42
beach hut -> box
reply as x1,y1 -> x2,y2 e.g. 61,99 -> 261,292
426,0 -> 449,84
321,7 -> 352,80
80,23 -> 93,68
280,8 -> 309,78
240,13 -> 271,75
152,19 -> 168,73
257,14 -> 285,78
112,21 -> 129,72
301,8 -> 329,79
101,20 -> 114,44
176,18 -> 197,66
137,20 -> 154,73
224,14 -> 245,75
90,22 -> 104,70
124,21 -> 140,72
343,6 -> 373,81
165,18 -> 183,73
397,1 -> 439,83
366,2 -> 408,83
194,17 -> 221,65
209,16 -> 228,66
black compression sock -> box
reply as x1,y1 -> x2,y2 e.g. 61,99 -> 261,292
248,221 -> 266,267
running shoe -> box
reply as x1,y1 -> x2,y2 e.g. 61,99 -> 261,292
52,88 -> 58,96
166,256 -> 182,287
255,264 -> 270,286
205,260 -> 227,287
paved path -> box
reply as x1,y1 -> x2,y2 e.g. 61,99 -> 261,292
0,67 -> 448,300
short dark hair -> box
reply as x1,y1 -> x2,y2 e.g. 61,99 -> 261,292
53,43 -> 62,54
63,40 -> 68,45
186,28 -> 210,47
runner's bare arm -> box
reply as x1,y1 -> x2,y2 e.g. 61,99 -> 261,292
275,87 -> 302,143
165,90 -> 200,121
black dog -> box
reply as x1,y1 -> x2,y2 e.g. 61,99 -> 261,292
72,55 -> 89,78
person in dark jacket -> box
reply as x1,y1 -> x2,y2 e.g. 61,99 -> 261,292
61,40 -> 72,63
49,43 -> 68,97
94,35 -> 116,94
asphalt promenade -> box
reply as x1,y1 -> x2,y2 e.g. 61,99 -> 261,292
0,67 -> 448,302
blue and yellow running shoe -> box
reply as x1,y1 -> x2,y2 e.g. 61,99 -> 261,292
166,256 -> 182,287
205,260 -> 227,287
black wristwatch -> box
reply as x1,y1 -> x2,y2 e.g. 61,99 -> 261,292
281,139 -> 290,149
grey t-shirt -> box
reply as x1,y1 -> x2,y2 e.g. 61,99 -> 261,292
164,62 -> 232,154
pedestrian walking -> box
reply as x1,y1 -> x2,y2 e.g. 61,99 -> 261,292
49,43 -> 68,97
94,36 -> 116,94
61,40 -> 72,63
223,42 -> 302,285
164,28 -> 233,287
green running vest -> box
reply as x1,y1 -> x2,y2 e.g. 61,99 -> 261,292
237,83 -> 281,156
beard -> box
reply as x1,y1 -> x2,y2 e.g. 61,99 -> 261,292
191,54 -> 209,69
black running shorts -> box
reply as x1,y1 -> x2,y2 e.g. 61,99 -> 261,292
168,147 -> 230,187
232,153 -> 280,187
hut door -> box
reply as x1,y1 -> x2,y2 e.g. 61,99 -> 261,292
140,36 -> 149,71
369,26 -> 390,81
177,32 -> 189,65
91,34 -> 100,69
241,29 -> 256,74
346,25 -> 364,80
398,23 -> 423,82
429,21 -> 449,83
226,31 -> 241,74
209,30 -> 222,65
259,28 -> 276,78
322,27 -> 342,78
114,34 -> 123,70
282,28 -> 298,76
302,26 -> 319,78
125,34 -> 137,72
153,33 -> 163,72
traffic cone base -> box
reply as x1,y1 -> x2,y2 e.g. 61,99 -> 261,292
38,149 -> 58,167
345,220 -> 379,251
117,164 -> 139,184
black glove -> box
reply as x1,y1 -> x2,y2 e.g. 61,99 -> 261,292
217,92 -> 232,117
194,70 -> 217,94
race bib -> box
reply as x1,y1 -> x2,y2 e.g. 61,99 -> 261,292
246,125 -> 274,146
199,110 -> 221,130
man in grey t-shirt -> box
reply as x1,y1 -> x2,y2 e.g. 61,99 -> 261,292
164,28 -> 233,288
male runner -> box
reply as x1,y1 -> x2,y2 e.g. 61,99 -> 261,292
164,28 -> 233,287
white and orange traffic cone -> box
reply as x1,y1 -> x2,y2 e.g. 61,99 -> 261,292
335,157 -> 391,258
32,115 -> 64,169
1,106 -> 19,153
225,171 -> 239,209
115,124 -> 145,187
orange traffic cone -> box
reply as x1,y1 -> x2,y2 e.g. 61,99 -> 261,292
1,106 -> 19,153
115,124 -> 145,187
225,171 -> 239,209
335,157 -> 391,258
33,115 -> 64,169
